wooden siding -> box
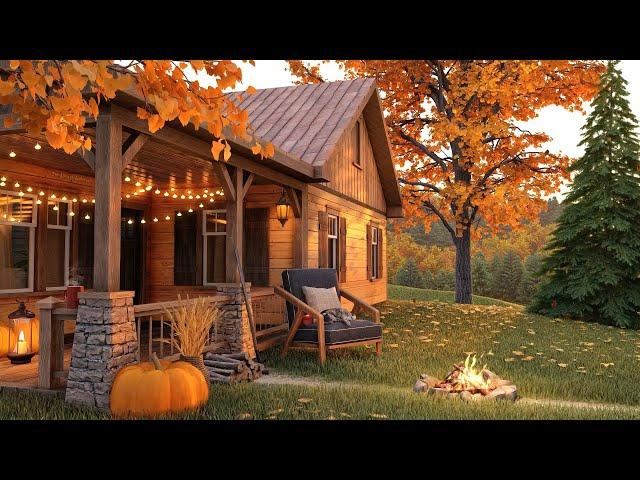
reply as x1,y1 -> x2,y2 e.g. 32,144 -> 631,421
307,184 -> 387,306
320,116 -> 387,212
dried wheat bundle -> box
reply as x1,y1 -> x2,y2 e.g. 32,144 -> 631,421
161,295 -> 220,357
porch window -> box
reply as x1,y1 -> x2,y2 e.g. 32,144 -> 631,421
46,199 -> 72,290
327,214 -> 338,271
174,212 -> 198,285
0,190 -> 36,293
203,210 -> 226,284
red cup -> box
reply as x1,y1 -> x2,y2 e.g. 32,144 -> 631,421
65,285 -> 85,308
302,314 -> 313,326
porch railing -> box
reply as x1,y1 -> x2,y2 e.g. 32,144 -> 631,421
35,297 -> 76,389
132,295 -> 230,362
252,291 -> 288,351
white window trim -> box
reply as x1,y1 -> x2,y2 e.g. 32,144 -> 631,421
0,190 -> 37,294
202,209 -> 227,287
46,199 -> 72,291
371,226 -> 379,280
328,214 -> 338,271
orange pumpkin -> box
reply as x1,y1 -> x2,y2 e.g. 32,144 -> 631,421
110,353 -> 209,418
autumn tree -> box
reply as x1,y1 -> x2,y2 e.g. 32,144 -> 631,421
395,258 -> 425,288
289,60 -> 603,303
0,60 -> 272,160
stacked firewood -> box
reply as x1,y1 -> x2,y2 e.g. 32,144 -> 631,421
437,363 -> 493,395
204,352 -> 268,383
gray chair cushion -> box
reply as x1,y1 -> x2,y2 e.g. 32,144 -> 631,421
294,318 -> 382,345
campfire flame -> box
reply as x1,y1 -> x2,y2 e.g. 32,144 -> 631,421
440,354 -> 492,393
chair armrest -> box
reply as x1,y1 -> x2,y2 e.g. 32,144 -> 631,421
340,288 -> 380,323
273,285 -> 324,323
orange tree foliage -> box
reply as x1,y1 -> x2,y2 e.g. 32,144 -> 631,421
0,60 -> 273,160
289,60 -> 604,302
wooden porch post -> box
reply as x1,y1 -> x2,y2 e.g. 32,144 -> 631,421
226,166 -> 244,282
292,187 -> 308,268
93,110 -> 123,291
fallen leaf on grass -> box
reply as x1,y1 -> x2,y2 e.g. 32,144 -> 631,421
297,398 -> 313,404
388,344 -> 399,348
522,356 -> 535,361
600,362 -> 615,368
268,408 -> 284,415
370,413 -> 388,419
236,413 -> 252,420
504,358 -> 515,362
558,363 -> 568,368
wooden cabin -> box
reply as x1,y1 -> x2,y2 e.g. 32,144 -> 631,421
0,77 -> 402,375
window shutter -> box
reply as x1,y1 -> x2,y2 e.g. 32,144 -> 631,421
377,227 -> 383,278
318,211 -> 328,268
339,217 -> 347,283
195,210 -> 203,285
366,223 -> 372,281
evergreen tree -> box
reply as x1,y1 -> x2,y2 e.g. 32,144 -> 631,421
530,61 -> 640,328
472,252 -> 490,296
433,270 -> 455,291
500,250 -> 524,301
395,258 -> 425,288
488,254 -> 505,298
520,253 -> 544,302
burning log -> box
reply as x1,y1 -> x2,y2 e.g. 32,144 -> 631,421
204,352 -> 268,384
414,354 -> 517,402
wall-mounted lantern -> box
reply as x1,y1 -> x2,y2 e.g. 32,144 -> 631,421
276,189 -> 290,227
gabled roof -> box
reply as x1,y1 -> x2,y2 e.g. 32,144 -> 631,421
229,78 -> 402,211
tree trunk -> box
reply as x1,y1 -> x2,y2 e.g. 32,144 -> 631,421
454,229 -> 472,304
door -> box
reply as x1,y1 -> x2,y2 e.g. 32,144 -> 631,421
244,208 -> 269,287
120,208 -> 143,304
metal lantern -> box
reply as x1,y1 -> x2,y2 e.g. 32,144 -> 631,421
276,189 -> 290,227
7,301 -> 36,365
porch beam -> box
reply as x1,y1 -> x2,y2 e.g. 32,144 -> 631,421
285,187 -> 302,218
93,109 -> 123,291
76,149 -> 95,171
213,161 -> 236,201
226,166 -> 244,283
292,187 -> 309,268
121,131 -> 150,170
241,172 -> 255,200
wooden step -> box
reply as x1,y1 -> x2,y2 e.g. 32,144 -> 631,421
256,332 -> 288,352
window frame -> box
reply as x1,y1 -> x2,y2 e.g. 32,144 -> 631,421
0,189 -> 37,294
45,198 -> 73,291
202,209 -> 227,286
371,226 -> 379,280
327,214 -> 339,271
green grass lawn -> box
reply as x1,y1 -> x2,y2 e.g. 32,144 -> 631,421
262,285 -> 640,406
388,284 -> 519,307
2,284 -> 639,419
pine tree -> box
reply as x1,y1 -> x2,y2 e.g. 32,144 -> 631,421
488,254 -> 505,299
472,252 -> 490,296
395,258 -> 425,288
520,254 -> 543,302
530,61 -> 640,328
500,250 -> 524,301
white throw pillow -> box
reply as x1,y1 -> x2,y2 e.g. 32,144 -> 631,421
302,286 -> 342,313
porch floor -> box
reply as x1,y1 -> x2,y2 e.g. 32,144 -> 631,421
0,347 -> 72,392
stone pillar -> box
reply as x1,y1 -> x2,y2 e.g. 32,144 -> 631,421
216,284 -> 255,358
65,291 -> 138,409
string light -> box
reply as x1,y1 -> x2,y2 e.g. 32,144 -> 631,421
155,189 -> 161,195
34,142 -> 41,150
153,217 -> 159,222
39,191 -> 45,196
125,194 -> 131,199
50,194 -> 56,199
188,208 -> 193,213
9,151 -> 16,158
0,182 -> 5,187
18,191 -> 24,197
180,194 -> 186,199
69,211 -> 75,217
199,203 -> 204,208
72,198 -> 77,203
124,177 -> 131,182
82,199 -> 87,203
36,199 -> 42,205
127,219 -> 133,225
26,187 -> 32,192
176,212 -> 182,217
195,195 -> 201,199
53,204 -> 59,211
172,194 -> 178,199
14,182 -> 20,188
84,213 -> 91,220
92,199 -> 95,204
140,219 -> 146,224
1,177 -> 6,182
61,196 -> 67,201
135,181 -> 141,187
165,215 -> 170,221
163,192 -> 169,197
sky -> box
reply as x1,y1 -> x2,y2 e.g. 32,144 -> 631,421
220,60 -> 640,199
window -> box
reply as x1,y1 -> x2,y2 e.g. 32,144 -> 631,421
327,214 -> 338,271
174,212 -> 197,285
46,199 -> 72,290
353,120 -> 362,168
76,205 -> 94,288
0,190 -> 36,293
371,227 -> 379,280
203,210 -> 226,284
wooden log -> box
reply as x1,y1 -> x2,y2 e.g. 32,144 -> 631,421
207,366 -> 236,376
205,354 -> 243,364
204,359 -> 244,372
209,372 -> 232,383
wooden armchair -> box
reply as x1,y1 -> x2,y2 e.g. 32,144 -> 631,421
273,268 -> 382,364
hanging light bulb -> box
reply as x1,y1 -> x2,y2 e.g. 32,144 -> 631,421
82,198 -> 87,203
18,191 -> 24,197
203,193 -> 208,198
36,199 -> 42,205
1,176 -> 6,182
145,185 -> 152,191
204,189 -> 209,193
0,182 -> 5,187
188,208 -> 193,213
125,194 -> 131,199
124,176 -> 131,182
135,181 -> 141,187
155,189 -> 161,195
69,211 -> 75,217
177,211 -> 182,217
26,187 -> 32,192
133,192 -> 138,196
92,199 -> 95,204
153,217 -> 159,222
53,204 -> 59,211
72,198 -> 77,203
187,190 -> 192,195
165,215 -> 170,221
199,203 -> 204,208
170,188 -> 175,192
127,219 -> 133,225
140,219 -> 146,224
195,194 -> 201,199
9,151 -> 16,158
84,213 -> 91,220
180,194 -> 186,199
34,142 -> 42,150
163,192 -> 169,197
61,196 -> 67,201
220,191 -> 224,197
39,191 -> 45,196
188,195 -> 193,200
14,181 -> 20,188
50,193 -> 56,199
209,198 -> 214,203
172,194 -> 178,199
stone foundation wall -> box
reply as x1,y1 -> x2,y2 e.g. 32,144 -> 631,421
215,285 -> 255,359
65,291 -> 138,409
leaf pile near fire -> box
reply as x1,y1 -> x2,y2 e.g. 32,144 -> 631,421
414,354 -> 517,401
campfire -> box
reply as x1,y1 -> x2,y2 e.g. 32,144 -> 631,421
414,355 -> 517,401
